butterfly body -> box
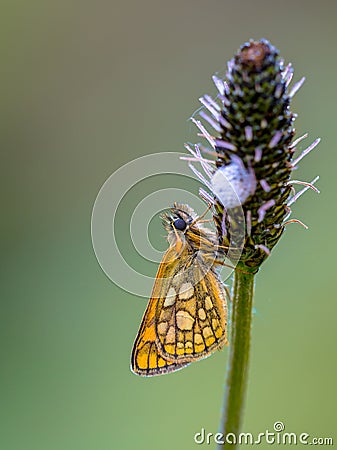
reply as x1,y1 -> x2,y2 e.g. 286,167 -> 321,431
131,203 -> 228,376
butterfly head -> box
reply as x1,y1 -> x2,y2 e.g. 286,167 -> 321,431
161,203 -> 198,253
162,203 -> 197,232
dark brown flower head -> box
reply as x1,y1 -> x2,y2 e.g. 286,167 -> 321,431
185,39 -> 320,272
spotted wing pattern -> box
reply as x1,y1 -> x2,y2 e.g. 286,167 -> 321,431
155,260 -> 228,363
131,246 -> 189,376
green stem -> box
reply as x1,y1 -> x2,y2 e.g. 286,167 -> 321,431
218,268 -> 255,449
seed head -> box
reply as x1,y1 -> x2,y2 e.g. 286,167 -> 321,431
185,39 -> 320,271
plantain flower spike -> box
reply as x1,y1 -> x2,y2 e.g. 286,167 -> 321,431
185,39 -> 320,272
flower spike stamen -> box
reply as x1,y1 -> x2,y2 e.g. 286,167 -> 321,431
199,110 -> 223,133
283,218 -> 308,229
290,132 -> 308,149
292,138 -> 321,166
287,176 -> 320,206
191,117 -> 216,148
288,179 -> 320,193
289,76 -> 306,98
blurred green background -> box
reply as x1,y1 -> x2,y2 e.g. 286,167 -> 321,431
1,1 -> 336,449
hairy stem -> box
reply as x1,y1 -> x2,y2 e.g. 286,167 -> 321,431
218,269 -> 255,449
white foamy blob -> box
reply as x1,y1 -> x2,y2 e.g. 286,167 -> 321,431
210,155 -> 256,208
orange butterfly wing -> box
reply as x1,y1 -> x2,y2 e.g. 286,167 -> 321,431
131,246 -> 189,376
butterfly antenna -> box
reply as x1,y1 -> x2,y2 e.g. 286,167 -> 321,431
190,203 -> 212,227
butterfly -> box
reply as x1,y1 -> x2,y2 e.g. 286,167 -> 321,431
131,203 -> 229,376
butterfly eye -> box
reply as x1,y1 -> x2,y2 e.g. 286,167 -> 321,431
173,218 -> 187,231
